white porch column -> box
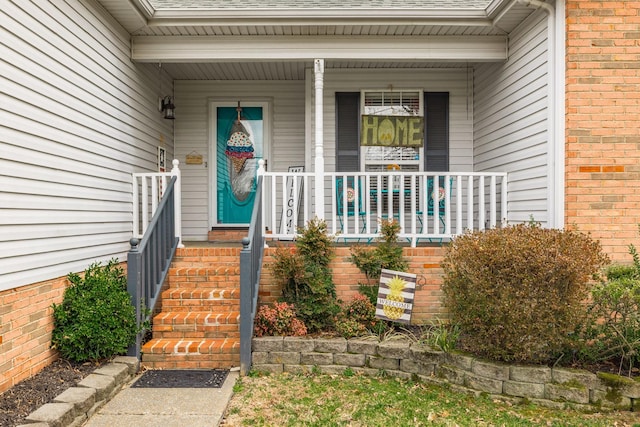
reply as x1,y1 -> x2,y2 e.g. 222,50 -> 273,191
314,59 -> 325,219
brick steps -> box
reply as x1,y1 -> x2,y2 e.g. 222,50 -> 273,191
152,311 -> 240,339
160,288 -> 240,311
142,338 -> 240,369
141,246 -> 242,370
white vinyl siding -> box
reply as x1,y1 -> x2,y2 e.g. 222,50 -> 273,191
473,10 -> 549,225
174,80 -> 306,240
0,0 -> 173,291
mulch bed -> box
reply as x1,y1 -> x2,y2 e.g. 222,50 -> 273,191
0,359 -> 101,427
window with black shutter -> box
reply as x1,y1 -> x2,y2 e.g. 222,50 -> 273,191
335,92 -> 360,172
334,91 -> 449,173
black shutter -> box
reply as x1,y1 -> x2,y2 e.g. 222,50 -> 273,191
424,92 -> 449,172
335,92 -> 360,172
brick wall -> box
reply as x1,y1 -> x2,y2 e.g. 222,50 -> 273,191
0,276 -> 66,394
258,246 -> 448,322
566,1 -> 640,261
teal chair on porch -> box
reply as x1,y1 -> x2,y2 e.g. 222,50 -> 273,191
336,177 -> 367,237
417,177 -> 451,242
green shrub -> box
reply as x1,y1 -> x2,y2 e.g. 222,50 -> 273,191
576,261 -> 640,374
334,293 -> 379,338
254,302 -> 307,337
51,260 -> 138,362
604,264 -> 638,281
420,319 -> 460,353
270,218 -> 340,332
442,224 -> 608,364
350,219 -> 409,305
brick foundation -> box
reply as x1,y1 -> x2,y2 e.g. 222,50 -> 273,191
258,245 -> 448,322
0,276 -> 66,394
0,262 -> 128,394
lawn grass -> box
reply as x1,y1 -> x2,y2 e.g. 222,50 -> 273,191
222,370 -> 640,426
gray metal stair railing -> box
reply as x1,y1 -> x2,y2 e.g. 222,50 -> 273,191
240,175 -> 265,375
127,175 -> 180,358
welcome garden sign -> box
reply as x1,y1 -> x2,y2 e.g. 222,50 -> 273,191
376,269 -> 417,324
360,115 -> 424,147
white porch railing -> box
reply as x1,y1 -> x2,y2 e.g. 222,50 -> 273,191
260,168 -> 507,246
132,159 -> 183,246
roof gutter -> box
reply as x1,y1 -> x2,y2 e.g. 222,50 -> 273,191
146,8 -> 494,27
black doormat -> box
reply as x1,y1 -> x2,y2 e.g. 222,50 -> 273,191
131,369 -> 229,388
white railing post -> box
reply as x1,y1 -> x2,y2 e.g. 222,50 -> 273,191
170,159 -> 184,248
490,175 -> 497,228
132,175 -> 140,238
501,174 -> 508,226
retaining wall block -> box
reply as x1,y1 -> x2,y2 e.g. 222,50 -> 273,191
334,353 -> 366,367
510,365 -> 552,384
400,358 -> 435,376
268,351 -> 301,364
410,344 -> 444,364
112,356 -> 140,375
284,364 -> 312,374
464,372 -> 503,394
25,403 -> 75,427
301,352 -> 334,365
252,336 -> 284,352
94,363 -> 129,384
503,380 -> 545,399
283,337 -> 315,352
253,364 -> 284,374
367,356 -> 399,371
347,339 -> 379,355
377,341 -> 411,359
591,388 -> 632,409
251,351 -> 269,365
353,367 -> 381,377
545,383 -> 590,404
53,387 -> 96,414
444,353 -> 473,371
319,365 -> 349,375
552,368 -> 599,390
314,338 -> 347,353
594,372 -> 640,399
472,360 -> 510,381
77,374 -> 116,402
435,365 -> 465,385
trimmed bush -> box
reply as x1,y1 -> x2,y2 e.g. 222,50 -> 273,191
51,260 -> 138,362
442,224 -> 608,364
270,218 -> 340,333
334,293 -> 379,338
254,302 -> 307,337
350,219 -> 408,305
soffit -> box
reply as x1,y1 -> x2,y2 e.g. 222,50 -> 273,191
98,0 -> 535,35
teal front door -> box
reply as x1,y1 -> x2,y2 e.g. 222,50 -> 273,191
215,105 -> 264,225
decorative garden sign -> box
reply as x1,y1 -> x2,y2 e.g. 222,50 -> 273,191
360,115 -> 424,147
278,166 -> 304,237
375,269 -> 417,324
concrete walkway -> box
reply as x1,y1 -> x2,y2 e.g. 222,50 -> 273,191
82,370 -> 238,427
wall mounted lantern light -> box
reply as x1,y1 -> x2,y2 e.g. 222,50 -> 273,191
159,96 -> 175,120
